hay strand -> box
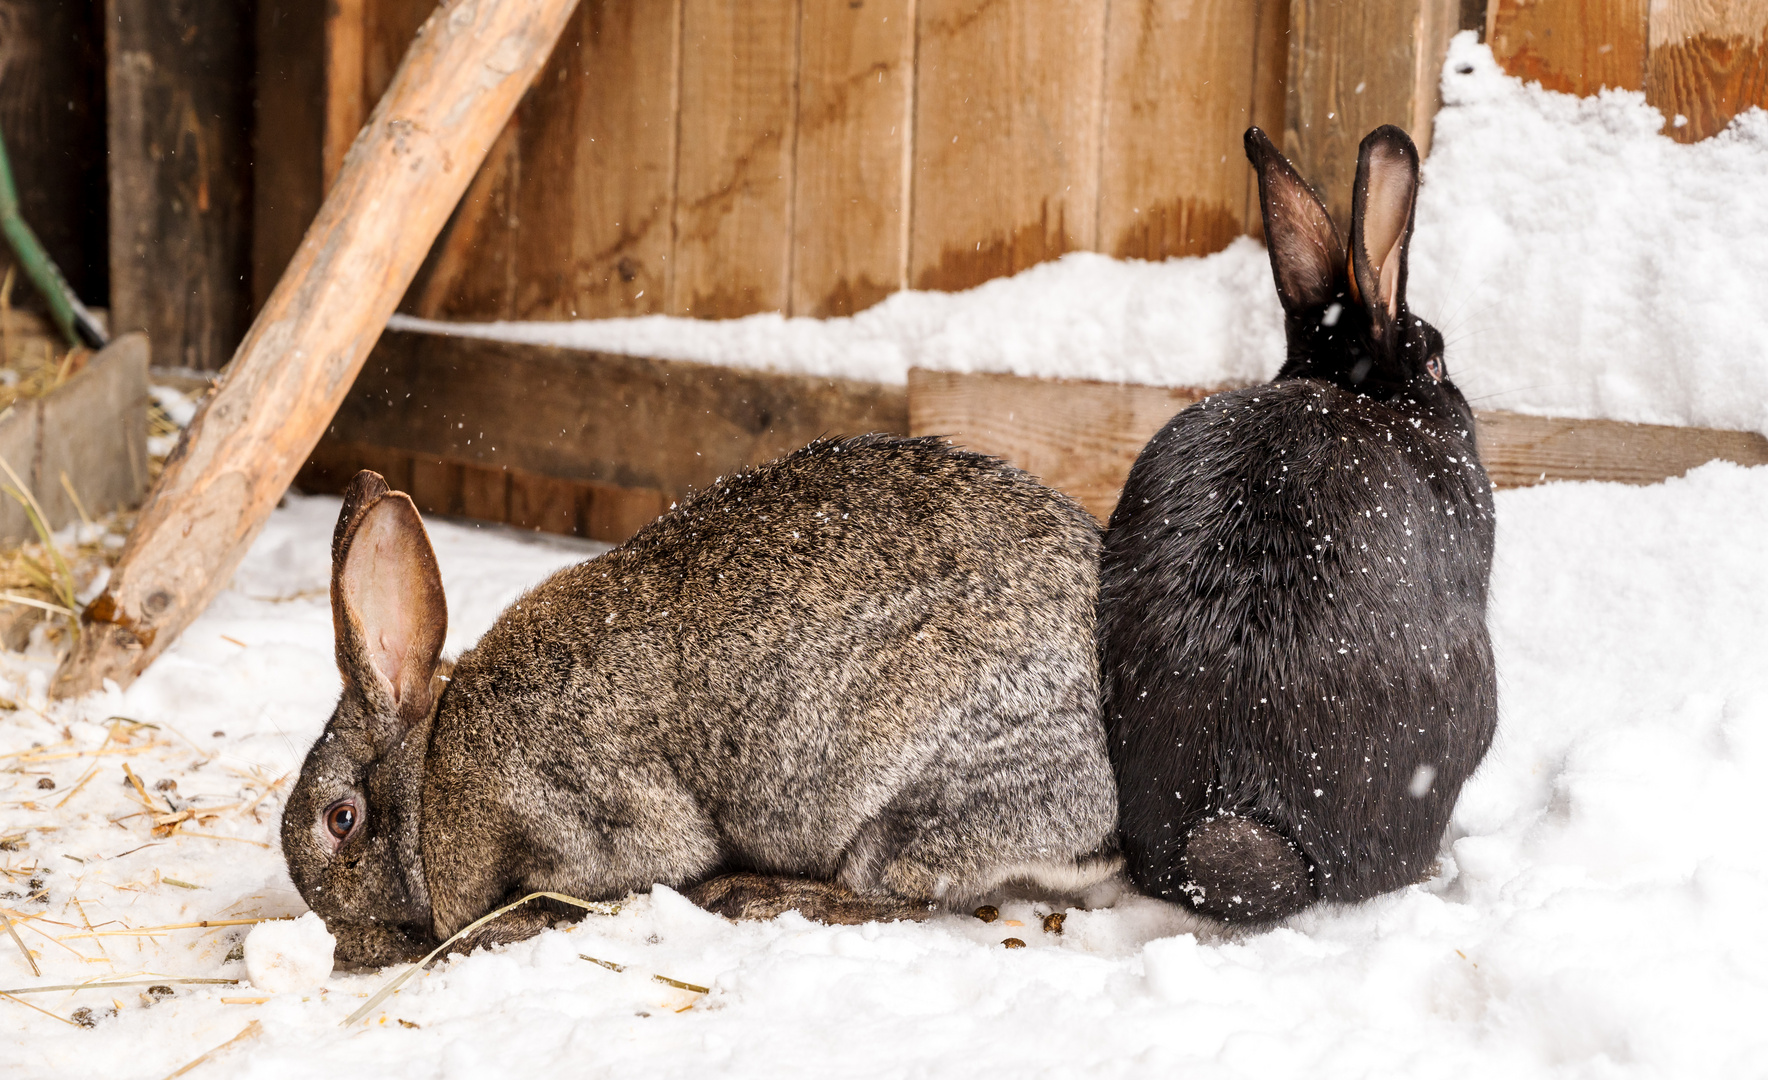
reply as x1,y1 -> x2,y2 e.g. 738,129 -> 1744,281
2,909 -> 38,976
343,891 -> 621,1027
0,988 -> 75,1025
0,977 -> 239,995
163,1019 -> 262,1080
579,953 -> 709,995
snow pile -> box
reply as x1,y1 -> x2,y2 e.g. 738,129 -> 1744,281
1411,34 -> 1768,434
243,913 -> 335,993
391,241 -> 1284,391
389,33 -> 1768,435
1,462 -> 1765,1077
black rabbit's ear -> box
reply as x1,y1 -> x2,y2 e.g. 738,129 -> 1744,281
1245,127 -> 1344,313
331,478 -> 448,739
1350,125 -> 1420,338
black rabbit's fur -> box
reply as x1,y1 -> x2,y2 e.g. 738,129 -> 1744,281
1097,126 -> 1497,925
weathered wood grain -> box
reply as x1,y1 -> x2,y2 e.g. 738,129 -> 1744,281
791,0 -> 915,316
1477,408 -> 1768,487
907,368 -> 1768,519
319,330 -> 909,495
55,0 -> 583,698
0,333 -> 149,542
671,0 -> 799,318
907,368 -> 1216,521
910,0 -> 1107,292
106,0 -> 254,371
1487,0 -> 1648,95
0,0 -> 108,315
323,0 -> 367,190
520,0 -> 681,319
253,0 -> 328,311
1098,0 -> 1276,261
1284,0 -> 1460,228
1646,0 -> 1768,143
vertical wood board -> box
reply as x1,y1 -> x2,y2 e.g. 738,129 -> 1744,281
1098,0 -> 1273,262
0,0 -> 109,312
910,0 -> 1107,292
107,0 -> 255,371
671,0 -> 800,318
253,0 -> 327,310
790,0 -> 915,317
528,0 -> 681,319
1285,0 -> 1459,229
1487,0 -> 1649,95
1646,0 -> 1768,142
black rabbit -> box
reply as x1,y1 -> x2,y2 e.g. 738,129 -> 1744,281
1097,125 -> 1497,925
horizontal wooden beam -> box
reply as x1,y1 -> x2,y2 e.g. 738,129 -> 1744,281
304,330 -> 910,541
908,368 -> 1768,520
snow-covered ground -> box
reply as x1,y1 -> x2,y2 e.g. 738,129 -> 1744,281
391,34 -> 1768,437
3,461 -> 1766,1078
4,34 -> 1767,1080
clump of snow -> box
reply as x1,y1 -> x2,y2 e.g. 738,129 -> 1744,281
389,34 -> 1768,437
1410,34 -> 1768,435
391,240 -> 1284,391
2,461 -> 1766,1076
244,913 -> 335,993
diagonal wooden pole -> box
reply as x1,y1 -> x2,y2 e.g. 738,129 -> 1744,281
52,0 -> 581,698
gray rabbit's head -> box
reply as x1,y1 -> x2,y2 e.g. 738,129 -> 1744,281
281,471 -> 446,965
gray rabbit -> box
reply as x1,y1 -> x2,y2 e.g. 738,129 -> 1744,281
283,435 -> 1120,964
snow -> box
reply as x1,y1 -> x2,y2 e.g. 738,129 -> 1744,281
244,913 -> 333,993
3,35 -> 1766,1080
3,460 -> 1767,1077
388,34 -> 1768,437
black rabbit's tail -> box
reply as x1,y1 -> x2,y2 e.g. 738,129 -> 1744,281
1178,814 -> 1315,924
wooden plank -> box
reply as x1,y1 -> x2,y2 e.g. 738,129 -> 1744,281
910,0 -> 1107,292
1098,0 -> 1275,261
1477,409 -> 1768,487
106,0 -> 254,371
907,368 -> 1215,521
907,369 -> 1768,519
323,0 -> 366,190
1284,0 -> 1460,229
1245,0 -> 1293,237
321,329 -> 909,495
1646,0 -> 1768,143
405,121 -> 523,318
253,0 -> 328,312
519,0 -> 682,320
1487,0 -> 1648,95
790,0 -> 915,316
0,0 -> 109,315
56,0 -> 583,698
671,0 -> 799,318
326,0 -> 434,189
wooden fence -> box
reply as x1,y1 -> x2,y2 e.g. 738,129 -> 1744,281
265,0 -> 1471,325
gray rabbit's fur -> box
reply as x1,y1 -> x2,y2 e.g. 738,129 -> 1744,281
283,435 -> 1120,964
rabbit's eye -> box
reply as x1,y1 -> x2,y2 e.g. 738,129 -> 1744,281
324,799 -> 360,842
1425,354 -> 1445,382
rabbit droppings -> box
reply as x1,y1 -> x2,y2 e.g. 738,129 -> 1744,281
283,435 -> 1120,964
1097,127 -> 1497,926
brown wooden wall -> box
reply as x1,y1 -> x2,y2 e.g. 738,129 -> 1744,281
299,0 -> 1367,325
1489,0 -> 1768,143
275,0 -> 1767,335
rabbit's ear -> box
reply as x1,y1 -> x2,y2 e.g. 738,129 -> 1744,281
331,471 -> 448,738
1245,126 -> 1345,313
1349,125 -> 1419,339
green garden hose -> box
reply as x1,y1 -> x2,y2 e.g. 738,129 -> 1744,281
0,121 -> 108,349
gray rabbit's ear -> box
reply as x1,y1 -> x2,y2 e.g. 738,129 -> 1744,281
1245,126 -> 1345,313
331,472 -> 448,739
1349,125 -> 1419,338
